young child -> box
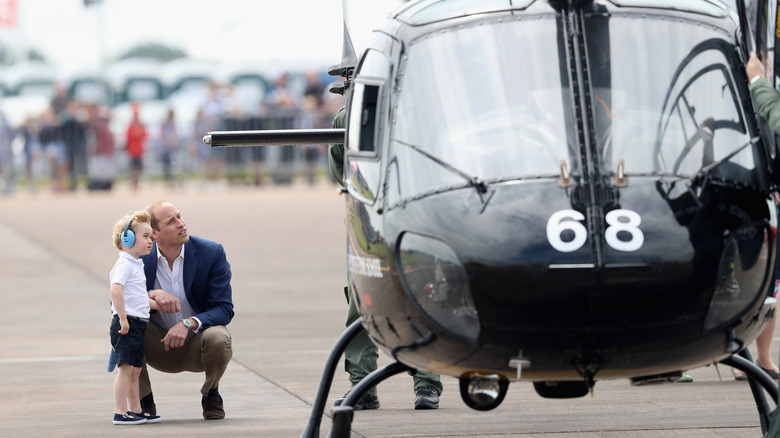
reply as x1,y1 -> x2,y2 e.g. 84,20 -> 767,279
109,210 -> 161,425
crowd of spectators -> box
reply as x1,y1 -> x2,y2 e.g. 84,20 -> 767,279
0,69 -> 344,195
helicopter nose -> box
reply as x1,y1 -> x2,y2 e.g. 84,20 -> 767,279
397,231 -> 480,342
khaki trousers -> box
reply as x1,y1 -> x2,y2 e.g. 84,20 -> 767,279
139,322 -> 232,398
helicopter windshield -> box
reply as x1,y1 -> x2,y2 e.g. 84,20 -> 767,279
585,13 -> 755,182
391,9 -> 757,195
392,13 -> 576,186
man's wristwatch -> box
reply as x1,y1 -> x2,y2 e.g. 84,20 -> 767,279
181,318 -> 192,330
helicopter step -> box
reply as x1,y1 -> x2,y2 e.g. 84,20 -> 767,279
533,380 -> 590,398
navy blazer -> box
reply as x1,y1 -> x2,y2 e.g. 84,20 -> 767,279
142,235 -> 234,329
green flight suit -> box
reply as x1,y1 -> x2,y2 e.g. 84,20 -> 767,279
750,77 -> 780,135
329,107 -> 443,396
750,77 -> 780,438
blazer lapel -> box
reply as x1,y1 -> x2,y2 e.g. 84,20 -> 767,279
144,243 -> 158,291
183,239 -> 197,300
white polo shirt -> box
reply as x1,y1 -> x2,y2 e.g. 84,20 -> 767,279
150,244 -> 202,331
110,251 -> 150,319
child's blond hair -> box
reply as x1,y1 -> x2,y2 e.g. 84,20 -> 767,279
112,210 -> 152,250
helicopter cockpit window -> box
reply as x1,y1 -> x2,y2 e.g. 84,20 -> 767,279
585,13 -> 756,186
348,83 -> 379,153
390,13 -> 575,201
344,49 -> 392,206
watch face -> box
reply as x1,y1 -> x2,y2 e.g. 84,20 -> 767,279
182,319 -> 191,328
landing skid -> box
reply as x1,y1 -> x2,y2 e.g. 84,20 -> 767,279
302,322 -> 779,437
719,348 -> 778,436
301,319 -> 364,438
329,361 -> 413,438
300,319 -> 413,438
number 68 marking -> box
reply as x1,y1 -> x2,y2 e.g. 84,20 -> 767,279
546,209 -> 644,252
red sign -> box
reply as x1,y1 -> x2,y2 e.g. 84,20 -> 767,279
0,0 -> 16,28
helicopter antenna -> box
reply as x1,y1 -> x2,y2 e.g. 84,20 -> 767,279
328,0 -> 358,95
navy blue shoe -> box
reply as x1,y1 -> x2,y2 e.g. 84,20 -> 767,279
113,411 -> 146,425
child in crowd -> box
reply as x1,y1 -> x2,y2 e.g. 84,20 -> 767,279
109,210 -> 161,425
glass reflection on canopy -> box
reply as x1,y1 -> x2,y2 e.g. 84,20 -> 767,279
392,14 -> 574,184
586,15 -> 754,182
390,9 -> 758,200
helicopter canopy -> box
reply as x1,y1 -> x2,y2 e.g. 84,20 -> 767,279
389,4 -> 755,199
394,0 -> 729,25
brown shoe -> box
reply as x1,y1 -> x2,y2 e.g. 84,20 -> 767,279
202,389 -> 225,420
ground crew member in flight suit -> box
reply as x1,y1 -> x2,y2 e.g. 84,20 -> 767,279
328,106 -> 443,410
747,51 -> 780,134
745,50 -> 780,438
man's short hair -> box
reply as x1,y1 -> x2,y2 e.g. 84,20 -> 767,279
144,200 -> 169,230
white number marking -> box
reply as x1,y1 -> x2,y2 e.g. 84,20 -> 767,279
546,209 -> 644,252
546,210 -> 588,252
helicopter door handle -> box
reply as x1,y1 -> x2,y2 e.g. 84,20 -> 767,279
546,209 -> 644,253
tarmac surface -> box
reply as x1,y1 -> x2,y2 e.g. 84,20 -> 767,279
1,179 -> 778,437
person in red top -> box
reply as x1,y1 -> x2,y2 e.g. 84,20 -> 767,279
125,103 -> 148,192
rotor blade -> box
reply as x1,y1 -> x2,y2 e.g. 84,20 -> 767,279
203,129 -> 345,147
341,0 -> 357,69
329,0 -> 358,78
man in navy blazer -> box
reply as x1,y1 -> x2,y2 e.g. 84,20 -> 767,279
138,201 -> 234,420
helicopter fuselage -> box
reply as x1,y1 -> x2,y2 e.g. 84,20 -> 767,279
342,0 -> 778,382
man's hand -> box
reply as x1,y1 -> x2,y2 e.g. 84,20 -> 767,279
161,322 -> 189,351
747,51 -> 766,81
150,289 -> 181,313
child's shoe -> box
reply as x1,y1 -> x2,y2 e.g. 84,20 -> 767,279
113,411 -> 147,425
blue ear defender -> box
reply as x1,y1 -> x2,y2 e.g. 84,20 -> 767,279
121,217 -> 135,248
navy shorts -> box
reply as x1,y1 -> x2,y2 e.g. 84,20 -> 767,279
109,314 -> 147,368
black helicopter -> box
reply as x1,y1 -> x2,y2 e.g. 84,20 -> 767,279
204,0 -> 780,436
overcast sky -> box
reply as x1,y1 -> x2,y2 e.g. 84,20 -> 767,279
0,0 -> 404,76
